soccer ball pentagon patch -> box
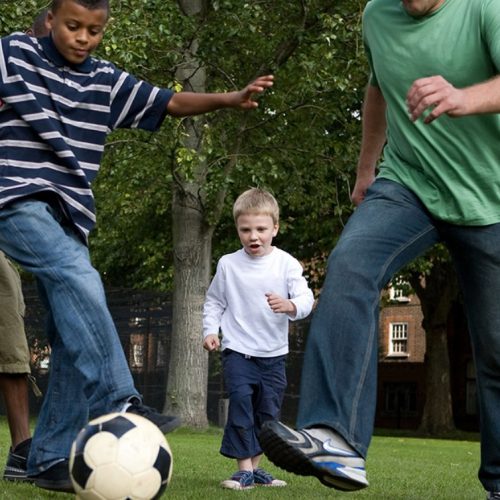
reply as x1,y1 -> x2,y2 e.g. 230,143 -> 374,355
69,412 -> 173,500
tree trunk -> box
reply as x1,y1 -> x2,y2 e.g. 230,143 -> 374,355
163,0 -> 211,427
164,185 -> 213,427
409,258 -> 458,434
417,323 -> 453,434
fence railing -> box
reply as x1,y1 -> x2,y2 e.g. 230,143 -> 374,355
18,283 -> 309,425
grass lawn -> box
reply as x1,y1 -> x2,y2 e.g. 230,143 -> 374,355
0,420 -> 485,499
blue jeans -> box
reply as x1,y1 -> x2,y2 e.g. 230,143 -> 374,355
0,200 -> 138,474
297,179 -> 500,491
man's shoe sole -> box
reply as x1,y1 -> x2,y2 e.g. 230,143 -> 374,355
33,477 -> 74,493
259,421 -> 368,491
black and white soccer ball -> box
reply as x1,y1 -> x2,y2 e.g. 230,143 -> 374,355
69,412 -> 173,500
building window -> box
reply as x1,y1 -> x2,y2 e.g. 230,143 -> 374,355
156,340 -> 166,368
129,333 -> 146,371
132,343 -> 144,368
383,382 -> 417,417
389,322 -> 408,355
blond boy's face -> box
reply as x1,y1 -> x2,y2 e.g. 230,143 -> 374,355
47,0 -> 108,65
236,213 -> 278,257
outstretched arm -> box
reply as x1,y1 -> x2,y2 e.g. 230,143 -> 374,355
166,74 -> 274,117
406,74 -> 500,124
351,84 -> 387,206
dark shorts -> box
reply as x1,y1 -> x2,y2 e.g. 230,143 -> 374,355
220,349 -> 287,459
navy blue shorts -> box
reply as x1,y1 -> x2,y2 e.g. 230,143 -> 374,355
220,349 -> 287,459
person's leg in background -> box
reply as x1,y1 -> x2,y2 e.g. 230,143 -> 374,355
0,251 -> 34,482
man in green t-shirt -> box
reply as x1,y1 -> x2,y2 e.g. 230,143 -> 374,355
259,1 -> 500,497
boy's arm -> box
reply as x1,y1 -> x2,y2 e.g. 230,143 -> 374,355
166,74 -> 274,117
286,260 -> 315,321
202,262 -> 226,350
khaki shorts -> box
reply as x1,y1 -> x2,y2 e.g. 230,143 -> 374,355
0,251 -> 30,373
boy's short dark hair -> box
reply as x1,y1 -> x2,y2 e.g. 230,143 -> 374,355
51,0 -> 110,14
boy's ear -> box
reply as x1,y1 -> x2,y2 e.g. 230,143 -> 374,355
273,224 -> 279,237
46,10 -> 54,30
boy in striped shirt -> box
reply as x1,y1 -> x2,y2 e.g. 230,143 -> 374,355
0,0 -> 273,492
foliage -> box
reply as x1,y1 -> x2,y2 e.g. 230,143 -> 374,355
0,0 -> 49,33
1,1 -> 368,291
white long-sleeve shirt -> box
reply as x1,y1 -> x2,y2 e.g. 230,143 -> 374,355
203,247 -> 314,357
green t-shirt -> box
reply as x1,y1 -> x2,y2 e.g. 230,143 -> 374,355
363,0 -> 500,225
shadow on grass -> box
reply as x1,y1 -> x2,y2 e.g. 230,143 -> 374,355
373,426 -> 480,442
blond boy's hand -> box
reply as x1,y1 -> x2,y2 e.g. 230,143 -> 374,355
203,334 -> 220,352
265,292 -> 297,317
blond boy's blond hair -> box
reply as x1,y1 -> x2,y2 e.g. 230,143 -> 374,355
233,188 -> 279,225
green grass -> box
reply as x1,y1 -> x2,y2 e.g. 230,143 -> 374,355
0,421 -> 485,499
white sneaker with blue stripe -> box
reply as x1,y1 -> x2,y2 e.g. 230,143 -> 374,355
259,421 -> 368,491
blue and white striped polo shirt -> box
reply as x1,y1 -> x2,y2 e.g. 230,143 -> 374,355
0,33 -> 173,242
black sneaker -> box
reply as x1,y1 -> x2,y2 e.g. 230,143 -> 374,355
124,399 -> 181,433
30,459 -> 74,493
487,493 -> 500,499
3,438 -> 32,482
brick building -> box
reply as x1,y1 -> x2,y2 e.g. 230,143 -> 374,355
376,283 -> 477,431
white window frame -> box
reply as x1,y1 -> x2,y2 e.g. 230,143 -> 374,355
389,322 -> 409,356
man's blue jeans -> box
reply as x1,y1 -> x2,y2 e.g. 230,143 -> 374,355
0,199 -> 138,474
297,179 -> 500,491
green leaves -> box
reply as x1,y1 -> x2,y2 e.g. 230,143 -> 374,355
4,0 -> 371,291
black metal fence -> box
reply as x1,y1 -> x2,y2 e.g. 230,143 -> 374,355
16,283 -> 309,426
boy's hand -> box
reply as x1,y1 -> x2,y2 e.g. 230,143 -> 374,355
234,75 -> 274,109
265,292 -> 297,317
166,75 -> 273,117
203,334 -> 220,352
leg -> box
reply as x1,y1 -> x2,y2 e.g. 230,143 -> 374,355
220,350 -> 259,490
443,223 -> 500,493
28,281 -> 88,476
0,375 -> 30,447
0,201 -> 137,473
0,251 -> 32,481
260,180 -> 440,489
220,351 -> 262,461
298,180 -> 439,453
251,355 -> 287,487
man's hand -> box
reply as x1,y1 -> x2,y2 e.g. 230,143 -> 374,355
406,75 -> 468,124
351,170 -> 376,206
